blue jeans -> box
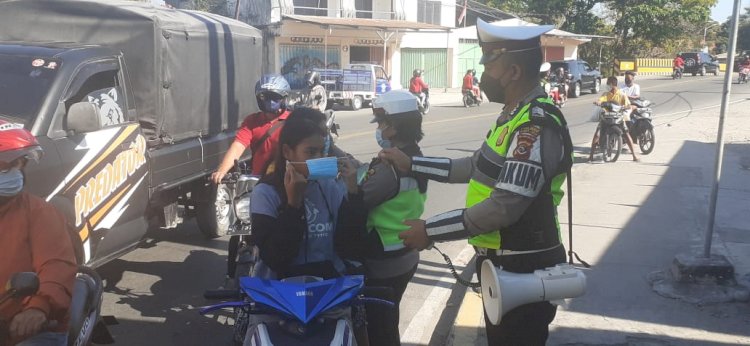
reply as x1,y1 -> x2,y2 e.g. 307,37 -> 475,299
15,332 -> 67,346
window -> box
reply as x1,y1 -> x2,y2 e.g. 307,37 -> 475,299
355,0 -> 372,18
417,0 -> 441,25
293,0 -> 328,16
67,70 -> 127,128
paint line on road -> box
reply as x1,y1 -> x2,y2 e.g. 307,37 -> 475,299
402,244 -> 476,344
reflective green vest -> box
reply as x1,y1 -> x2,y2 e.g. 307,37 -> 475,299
367,177 -> 427,251
466,97 -> 568,250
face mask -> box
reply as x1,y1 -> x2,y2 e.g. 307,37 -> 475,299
0,168 -> 24,197
480,71 -> 508,104
375,128 -> 392,149
305,157 -> 339,180
263,99 -> 282,114
625,79 -> 633,86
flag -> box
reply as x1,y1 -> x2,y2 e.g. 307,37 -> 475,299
458,0 -> 467,25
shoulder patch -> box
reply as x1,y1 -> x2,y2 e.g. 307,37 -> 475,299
511,125 -> 541,160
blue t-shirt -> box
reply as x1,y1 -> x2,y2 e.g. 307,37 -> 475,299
251,179 -> 347,277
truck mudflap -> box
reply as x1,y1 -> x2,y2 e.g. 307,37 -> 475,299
45,123 -> 149,264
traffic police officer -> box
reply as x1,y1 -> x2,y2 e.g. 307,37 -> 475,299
379,19 -> 574,345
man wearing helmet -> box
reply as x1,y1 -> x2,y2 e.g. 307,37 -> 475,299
463,69 -> 482,103
0,120 -> 77,345
380,19 -> 575,344
408,69 -> 429,106
210,74 -> 291,286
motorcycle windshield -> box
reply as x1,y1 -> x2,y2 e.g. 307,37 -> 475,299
239,275 -> 364,324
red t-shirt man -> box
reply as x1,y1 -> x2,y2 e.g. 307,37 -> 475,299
673,56 -> 684,68
211,110 -> 289,183
462,72 -> 481,99
409,76 -> 429,94
234,110 -> 290,174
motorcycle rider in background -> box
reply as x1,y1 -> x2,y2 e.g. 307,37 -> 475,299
0,121 -> 77,346
462,69 -> 482,102
409,69 -> 429,107
550,67 -> 569,102
589,77 -> 639,162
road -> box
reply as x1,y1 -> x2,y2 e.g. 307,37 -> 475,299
96,73 -> 748,345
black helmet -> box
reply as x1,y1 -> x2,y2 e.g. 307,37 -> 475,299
471,69 -> 476,75
304,70 -> 321,88
255,74 -> 290,113
413,69 -> 422,77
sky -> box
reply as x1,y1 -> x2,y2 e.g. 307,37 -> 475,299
711,0 -> 750,22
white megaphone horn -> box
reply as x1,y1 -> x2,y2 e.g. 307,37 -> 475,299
480,259 -> 586,325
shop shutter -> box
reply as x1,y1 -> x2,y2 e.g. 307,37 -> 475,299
279,44 -> 340,89
400,48 -> 448,88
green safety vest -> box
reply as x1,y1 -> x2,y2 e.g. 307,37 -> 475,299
367,177 -> 427,251
466,97 -> 570,250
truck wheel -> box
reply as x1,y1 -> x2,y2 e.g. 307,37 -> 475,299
592,78 -> 601,93
195,183 -> 234,239
571,82 -> 581,98
351,96 -> 363,111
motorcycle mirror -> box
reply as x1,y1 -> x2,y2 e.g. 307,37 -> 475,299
8,272 -> 40,298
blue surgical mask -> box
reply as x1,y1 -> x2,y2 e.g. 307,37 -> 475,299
375,128 -> 392,149
306,157 -> 339,180
264,99 -> 282,113
0,168 -> 24,197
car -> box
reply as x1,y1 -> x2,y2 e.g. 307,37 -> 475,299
549,60 -> 602,98
679,52 -> 719,76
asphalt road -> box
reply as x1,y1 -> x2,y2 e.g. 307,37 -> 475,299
96,73 -> 748,345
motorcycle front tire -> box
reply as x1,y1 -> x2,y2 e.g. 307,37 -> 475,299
601,129 -> 622,163
639,127 -> 655,155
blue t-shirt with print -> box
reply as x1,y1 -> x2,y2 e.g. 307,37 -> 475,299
251,179 -> 347,277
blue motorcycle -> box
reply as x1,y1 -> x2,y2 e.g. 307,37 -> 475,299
200,275 -> 392,345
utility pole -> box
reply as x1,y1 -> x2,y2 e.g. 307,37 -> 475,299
234,0 -> 241,20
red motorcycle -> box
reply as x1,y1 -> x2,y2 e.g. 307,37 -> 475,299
739,66 -> 749,84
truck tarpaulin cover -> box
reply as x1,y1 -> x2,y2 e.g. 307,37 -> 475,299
0,0 -> 261,145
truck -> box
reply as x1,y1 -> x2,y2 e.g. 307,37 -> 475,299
0,0 -> 262,267
315,63 -> 390,110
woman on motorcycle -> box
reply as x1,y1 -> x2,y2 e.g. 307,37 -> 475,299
249,107 -> 367,280
589,76 -> 639,162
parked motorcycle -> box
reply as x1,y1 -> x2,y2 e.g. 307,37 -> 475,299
738,67 -> 749,84
462,89 -> 482,107
596,102 -> 628,162
672,67 -> 683,80
1,269 -> 108,346
629,99 -> 656,155
413,90 -> 430,115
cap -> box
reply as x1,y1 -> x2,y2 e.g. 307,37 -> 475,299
371,90 -> 420,123
476,18 -> 553,64
540,62 -> 551,73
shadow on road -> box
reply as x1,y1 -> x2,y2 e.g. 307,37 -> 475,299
98,249 -> 233,345
555,140 -> 750,343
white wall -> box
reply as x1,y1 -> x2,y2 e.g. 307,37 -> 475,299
373,0 -> 392,19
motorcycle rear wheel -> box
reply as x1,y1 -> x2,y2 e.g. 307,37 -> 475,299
639,128 -> 655,155
601,130 -> 622,163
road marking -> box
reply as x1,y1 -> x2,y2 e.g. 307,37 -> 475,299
402,244 -> 476,344
450,287 -> 484,346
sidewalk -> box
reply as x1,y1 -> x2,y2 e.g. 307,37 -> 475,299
446,101 -> 750,345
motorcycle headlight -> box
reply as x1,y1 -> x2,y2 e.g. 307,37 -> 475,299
234,194 -> 252,223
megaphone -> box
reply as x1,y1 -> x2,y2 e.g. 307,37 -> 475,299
480,259 -> 586,325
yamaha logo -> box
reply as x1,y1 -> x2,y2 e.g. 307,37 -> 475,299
296,290 -> 314,297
